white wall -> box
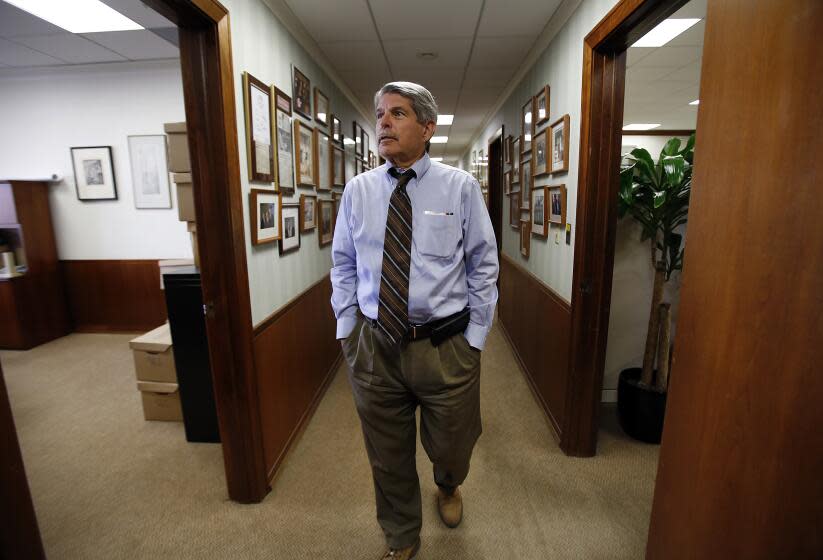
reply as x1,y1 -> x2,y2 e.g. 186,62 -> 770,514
0,60 -> 192,260
221,0 -> 375,326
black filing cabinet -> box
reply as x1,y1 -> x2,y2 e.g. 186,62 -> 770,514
163,270 -> 220,443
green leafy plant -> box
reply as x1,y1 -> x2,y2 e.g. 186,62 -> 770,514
618,134 -> 695,391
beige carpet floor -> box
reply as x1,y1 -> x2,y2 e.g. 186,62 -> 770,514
3,322 -> 659,559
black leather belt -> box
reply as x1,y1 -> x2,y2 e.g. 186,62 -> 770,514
362,307 -> 471,345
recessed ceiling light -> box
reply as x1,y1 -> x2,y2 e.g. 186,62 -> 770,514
437,115 -> 454,126
632,18 -> 701,48
689,99 -> 700,105
430,136 -> 448,144
5,0 -> 144,33
431,157 -> 444,162
524,134 -> 531,142
623,123 -> 662,131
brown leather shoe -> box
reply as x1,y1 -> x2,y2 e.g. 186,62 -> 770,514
381,537 -> 420,559
437,487 -> 463,528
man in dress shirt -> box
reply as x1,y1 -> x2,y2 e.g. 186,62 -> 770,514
331,81 -> 498,560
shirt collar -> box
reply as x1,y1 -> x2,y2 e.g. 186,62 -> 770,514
386,152 -> 431,182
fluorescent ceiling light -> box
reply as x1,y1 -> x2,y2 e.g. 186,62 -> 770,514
437,115 -> 454,126
689,99 -> 700,105
430,136 -> 448,144
524,134 -> 531,142
623,123 -> 661,131
343,138 -> 356,145
5,0 -> 144,33
632,18 -> 700,48
431,157 -> 444,162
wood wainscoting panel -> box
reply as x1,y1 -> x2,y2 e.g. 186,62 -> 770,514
62,260 -> 167,333
498,254 -> 571,439
253,276 -> 341,480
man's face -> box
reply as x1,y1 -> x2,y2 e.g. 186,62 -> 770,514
375,93 -> 435,165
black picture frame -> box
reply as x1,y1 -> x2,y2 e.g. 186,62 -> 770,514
292,65 -> 312,120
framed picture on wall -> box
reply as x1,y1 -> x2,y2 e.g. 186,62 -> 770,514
292,65 -> 311,120
332,191 -> 342,219
510,192 -> 521,229
478,149 -> 485,186
533,130 -> 549,176
250,188 -> 281,245
353,121 -> 364,157
318,199 -> 334,246
511,138 -> 521,184
362,130 -> 370,159
299,194 -> 316,231
471,150 -> 477,179
504,135 -> 513,165
332,145 -> 345,187
294,120 -> 316,187
331,115 -> 343,146
520,151 -> 532,211
535,85 -> 551,126
521,97 -> 534,154
345,147 -> 356,182
71,146 -> 117,201
242,72 -> 274,183
273,86 -> 295,194
520,218 -> 531,258
504,170 -> 512,195
314,129 -> 332,192
550,114 -> 571,174
549,184 -> 567,226
532,186 -> 549,237
128,135 -> 171,209
278,203 -> 300,255
314,87 -> 329,126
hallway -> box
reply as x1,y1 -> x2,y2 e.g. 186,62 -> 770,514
4,321 -> 658,559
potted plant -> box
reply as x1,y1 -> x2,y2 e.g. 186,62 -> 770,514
616,134 -> 694,443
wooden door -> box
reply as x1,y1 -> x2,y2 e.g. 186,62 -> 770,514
646,1 -> 823,557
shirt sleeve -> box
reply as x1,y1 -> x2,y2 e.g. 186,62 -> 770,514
461,176 -> 499,350
330,188 -> 359,339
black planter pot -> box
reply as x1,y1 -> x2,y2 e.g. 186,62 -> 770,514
617,367 -> 668,444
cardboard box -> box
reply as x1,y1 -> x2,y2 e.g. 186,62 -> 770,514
164,121 -> 191,173
137,381 -> 182,422
173,172 -> 195,222
130,323 -> 177,383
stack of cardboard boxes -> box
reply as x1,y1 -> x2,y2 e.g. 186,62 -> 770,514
164,122 -> 198,267
130,323 -> 182,421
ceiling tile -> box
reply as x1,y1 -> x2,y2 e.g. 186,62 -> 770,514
98,0 -> 175,29
626,65 -> 676,83
13,33 -> 126,64
0,3 -> 64,37
468,36 -> 535,69
383,38 -> 472,69
319,41 -> 385,71
0,38 -> 64,66
627,47 -> 653,67
81,30 -> 178,60
285,0 -> 377,42
463,64 -> 515,89
390,66 -> 463,90
634,45 -> 702,68
477,0 -> 563,37
667,20 -> 705,47
369,0 -> 482,39
664,61 -> 701,84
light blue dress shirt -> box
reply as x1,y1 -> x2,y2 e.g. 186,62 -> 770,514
330,152 -> 499,350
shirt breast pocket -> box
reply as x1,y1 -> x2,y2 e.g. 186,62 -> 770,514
416,212 -> 459,258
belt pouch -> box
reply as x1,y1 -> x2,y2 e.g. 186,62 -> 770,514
430,308 -> 471,347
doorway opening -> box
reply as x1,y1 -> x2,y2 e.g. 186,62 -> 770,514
487,126 -> 504,253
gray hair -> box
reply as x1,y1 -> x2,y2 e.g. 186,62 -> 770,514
374,81 -> 438,125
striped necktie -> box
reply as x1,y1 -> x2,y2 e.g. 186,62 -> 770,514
377,168 -> 416,344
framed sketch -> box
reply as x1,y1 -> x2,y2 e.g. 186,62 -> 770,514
353,121 -> 364,157
314,87 -> 329,126
279,203 -> 300,255
128,135 -> 170,209
549,184 -> 567,226
299,194 -> 316,231
533,130 -> 549,176
331,115 -> 343,146
521,98 -> 534,154
332,145 -> 345,187
250,188 -> 281,245
71,146 -> 117,201
314,129 -> 332,192
512,138 -> 521,184
292,65 -> 311,120
318,198 -> 334,247
531,186 -> 549,237
520,219 -> 531,258
273,87 -> 295,194
510,192 -> 521,229
294,120 -> 316,187
535,85 -> 551,126
242,72 -> 274,183
520,152 -> 532,211
550,114 -> 571,174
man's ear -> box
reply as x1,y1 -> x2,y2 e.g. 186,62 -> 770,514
422,121 -> 436,142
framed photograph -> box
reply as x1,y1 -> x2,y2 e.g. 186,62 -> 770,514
331,115 -> 343,146
504,135 -> 512,165
294,120 -> 316,187
318,198 -> 334,247
250,188 -> 281,245
128,135 -> 171,209
533,130 -> 549,176
299,194 -> 316,231
71,146 -> 117,201
549,184 -> 567,226
535,85 -> 551,126
242,72 -> 274,183
550,114 -> 571,174
531,186 -> 548,237
332,145 -> 345,187
512,138 -> 521,184
520,152 -> 532,211
273,86 -> 295,194
520,219 -> 531,258
279,203 -> 300,255
353,121 -> 364,157
292,65 -> 311,120
510,192 -> 521,229
504,170 -> 512,195
314,87 -> 329,126
314,129 -> 332,191
521,98 -> 534,154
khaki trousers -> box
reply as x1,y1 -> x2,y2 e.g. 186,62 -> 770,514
341,314 -> 482,549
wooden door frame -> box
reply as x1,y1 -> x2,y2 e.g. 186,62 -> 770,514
488,126 -> 505,253
563,0 -> 689,456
